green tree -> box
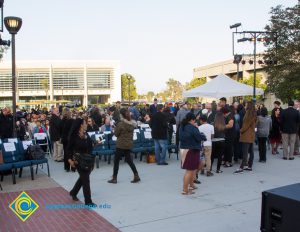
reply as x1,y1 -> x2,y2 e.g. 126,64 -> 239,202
0,46 -> 9,61
156,91 -> 168,102
40,78 -> 49,100
264,3 -> 300,102
121,73 -> 138,101
185,77 -> 206,90
184,77 -> 206,103
146,91 -> 155,102
239,74 -> 267,100
165,78 -> 184,101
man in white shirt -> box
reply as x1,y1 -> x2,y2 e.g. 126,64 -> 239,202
198,115 -> 214,176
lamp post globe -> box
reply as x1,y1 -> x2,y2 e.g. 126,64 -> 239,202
4,16 -> 22,137
4,16 -> 22,34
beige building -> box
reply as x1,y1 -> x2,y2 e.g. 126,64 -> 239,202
193,55 -> 267,81
193,56 -> 280,108
0,60 -> 121,108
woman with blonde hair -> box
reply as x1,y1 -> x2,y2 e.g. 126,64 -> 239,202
234,101 -> 257,174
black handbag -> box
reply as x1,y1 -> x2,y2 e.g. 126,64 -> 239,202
26,145 -> 45,160
74,153 -> 95,171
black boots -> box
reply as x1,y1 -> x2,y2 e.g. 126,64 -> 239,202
131,174 -> 141,183
108,174 -> 141,183
108,176 -> 117,184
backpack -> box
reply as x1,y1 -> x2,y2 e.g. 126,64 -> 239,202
26,144 -> 45,160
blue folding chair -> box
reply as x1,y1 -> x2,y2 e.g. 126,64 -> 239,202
107,135 -> 117,164
1,141 -> 33,184
140,130 -> 155,161
92,134 -> 113,167
0,163 -> 15,189
18,140 -> 50,178
132,129 -> 145,160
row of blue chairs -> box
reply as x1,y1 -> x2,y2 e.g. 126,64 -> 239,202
0,138 -> 50,186
91,129 -> 178,168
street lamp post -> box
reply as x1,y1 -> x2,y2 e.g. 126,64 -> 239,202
232,29 -> 277,103
4,16 -> 22,137
0,0 -> 4,32
230,23 -> 242,81
127,76 -> 132,105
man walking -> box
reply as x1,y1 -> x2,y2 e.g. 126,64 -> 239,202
49,107 -> 63,161
280,101 -> 300,160
150,104 -> 168,165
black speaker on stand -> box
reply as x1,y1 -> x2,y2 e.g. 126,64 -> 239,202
261,183 -> 300,232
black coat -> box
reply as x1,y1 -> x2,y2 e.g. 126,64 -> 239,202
87,124 -> 99,132
91,112 -> 102,127
269,116 -> 281,139
49,114 -> 62,142
61,118 -> 74,144
0,113 -> 13,139
150,111 -> 168,140
149,104 -> 157,116
280,107 -> 300,134
207,111 -> 216,124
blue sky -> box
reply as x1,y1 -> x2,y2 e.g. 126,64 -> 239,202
1,0 -> 297,94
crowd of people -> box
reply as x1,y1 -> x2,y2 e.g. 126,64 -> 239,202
0,97 -> 299,198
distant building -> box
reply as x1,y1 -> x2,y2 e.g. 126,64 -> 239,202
193,55 -> 267,81
192,56 -> 280,108
0,60 -> 121,107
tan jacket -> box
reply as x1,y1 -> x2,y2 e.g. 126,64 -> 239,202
240,115 -> 257,143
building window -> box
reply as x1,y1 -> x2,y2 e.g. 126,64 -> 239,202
87,69 -> 112,89
53,68 -> 84,90
0,71 -> 12,91
18,70 -> 50,90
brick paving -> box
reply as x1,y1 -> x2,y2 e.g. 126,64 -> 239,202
0,187 -> 120,232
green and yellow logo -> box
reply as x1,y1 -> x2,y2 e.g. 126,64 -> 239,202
9,191 -> 39,222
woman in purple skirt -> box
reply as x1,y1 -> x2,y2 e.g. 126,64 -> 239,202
179,113 -> 206,195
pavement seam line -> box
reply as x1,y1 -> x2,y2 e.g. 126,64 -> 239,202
118,197 -> 261,229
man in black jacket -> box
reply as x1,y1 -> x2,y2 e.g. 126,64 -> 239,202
49,107 -> 63,161
149,98 -> 158,117
0,107 -> 13,139
150,104 -> 168,165
281,100 -> 300,160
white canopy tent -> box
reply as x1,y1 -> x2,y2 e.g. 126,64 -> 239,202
183,74 -> 264,98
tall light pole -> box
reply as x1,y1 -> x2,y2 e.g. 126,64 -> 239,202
233,29 -> 277,103
230,23 -> 242,81
4,16 -> 22,137
0,0 -> 4,32
127,76 -> 132,106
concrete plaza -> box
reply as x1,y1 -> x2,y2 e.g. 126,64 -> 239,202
1,147 -> 300,232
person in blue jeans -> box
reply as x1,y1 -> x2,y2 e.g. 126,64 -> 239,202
150,104 -> 169,165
